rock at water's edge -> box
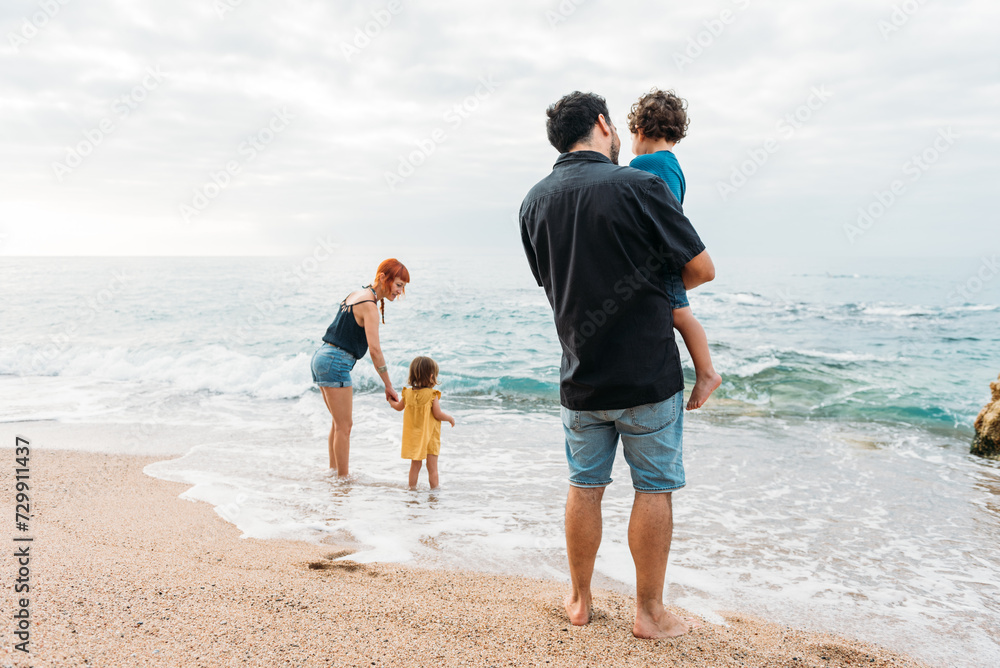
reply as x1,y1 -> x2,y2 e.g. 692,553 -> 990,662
972,373 -> 1000,459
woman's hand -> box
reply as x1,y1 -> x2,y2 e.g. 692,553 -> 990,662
385,385 -> 399,403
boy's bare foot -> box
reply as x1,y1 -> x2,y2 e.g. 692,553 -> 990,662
564,594 -> 592,626
633,604 -> 701,639
687,371 -> 721,410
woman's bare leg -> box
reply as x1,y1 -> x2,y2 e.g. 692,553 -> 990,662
426,454 -> 439,489
408,460 -> 422,490
319,388 -> 336,468
320,386 -> 353,476
673,307 -> 721,410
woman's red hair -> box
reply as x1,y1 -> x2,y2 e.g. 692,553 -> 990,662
374,258 -> 409,295
372,258 -> 409,323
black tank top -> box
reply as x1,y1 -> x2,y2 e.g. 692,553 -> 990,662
321,287 -> 376,359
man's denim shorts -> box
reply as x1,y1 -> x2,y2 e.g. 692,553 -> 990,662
311,344 -> 357,388
665,271 -> 690,310
561,390 -> 685,492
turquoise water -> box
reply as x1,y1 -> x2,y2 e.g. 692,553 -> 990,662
1,254 -> 998,666
2,255 -> 993,426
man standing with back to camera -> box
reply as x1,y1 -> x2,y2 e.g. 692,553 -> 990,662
519,91 -> 715,638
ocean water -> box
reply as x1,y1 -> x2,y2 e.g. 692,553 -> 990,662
1,253 -> 998,667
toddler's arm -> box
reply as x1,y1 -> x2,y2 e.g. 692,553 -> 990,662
387,395 -> 405,411
431,397 -> 455,427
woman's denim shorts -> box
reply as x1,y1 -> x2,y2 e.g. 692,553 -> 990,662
311,344 -> 357,388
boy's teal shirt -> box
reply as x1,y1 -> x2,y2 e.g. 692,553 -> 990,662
630,150 -> 685,205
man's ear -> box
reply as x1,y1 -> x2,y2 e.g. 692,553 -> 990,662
596,114 -> 613,136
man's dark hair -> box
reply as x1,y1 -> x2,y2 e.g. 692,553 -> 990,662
545,91 -> 610,153
626,88 -> 689,143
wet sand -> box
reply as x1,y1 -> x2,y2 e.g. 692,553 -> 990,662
1,448 -> 929,667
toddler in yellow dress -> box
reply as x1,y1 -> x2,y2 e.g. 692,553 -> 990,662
387,356 -> 455,490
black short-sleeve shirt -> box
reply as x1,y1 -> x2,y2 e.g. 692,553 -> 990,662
519,151 -> 706,411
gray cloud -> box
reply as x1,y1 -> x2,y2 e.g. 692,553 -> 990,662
0,0 -> 996,256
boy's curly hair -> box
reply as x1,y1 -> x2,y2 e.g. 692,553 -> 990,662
627,89 -> 689,143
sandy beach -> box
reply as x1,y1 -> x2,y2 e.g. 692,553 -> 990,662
0,446 -> 930,668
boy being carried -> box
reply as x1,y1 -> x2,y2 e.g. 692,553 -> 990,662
628,88 -> 721,410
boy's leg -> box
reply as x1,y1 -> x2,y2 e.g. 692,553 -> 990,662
408,460 -> 422,490
426,454 -> 439,489
673,307 -> 721,410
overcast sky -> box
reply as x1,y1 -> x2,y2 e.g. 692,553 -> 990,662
0,0 -> 997,257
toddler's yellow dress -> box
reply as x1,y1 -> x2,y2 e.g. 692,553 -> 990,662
400,387 -> 441,460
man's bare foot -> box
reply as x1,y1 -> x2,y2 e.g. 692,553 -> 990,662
687,371 -> 722,410
633,604 -> 701,639
564,594 -> 592,626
